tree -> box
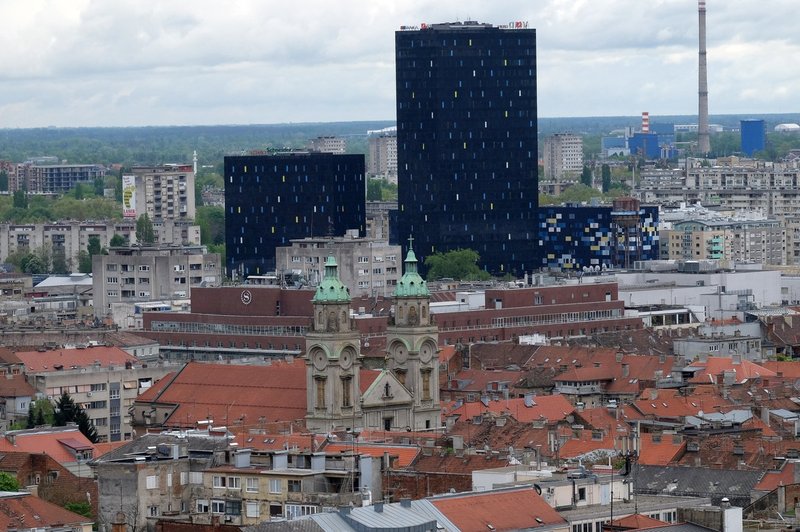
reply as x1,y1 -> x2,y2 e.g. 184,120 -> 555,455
424,248 -> 491,281
196,206 -> 225,246
54,392 -> 98,443
580,165 -> 593,187
601,164 -> 612,193
65,501 -> 92,519
77,251 -> 92,274
94,176 -> 105,197
136,213 -> 155,244
87,235 -> 104,256
0,472 -> 19,492
52,252 -> 70,274
367,179 -> 383,201
109,233 -> 127,247
12,189 -> 27,209
73,183 -> 85,200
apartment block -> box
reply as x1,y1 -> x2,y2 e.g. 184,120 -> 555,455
275,233 -> 401,298
543,133 -> 583,180
92,244 -> 221,318
367,130 -> 397,181
11,161 -> 106,194
307,136 -> 346,154
127,164 -> 196,222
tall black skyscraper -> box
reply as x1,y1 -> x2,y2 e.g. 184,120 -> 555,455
224,152 -> 365,278
395,21 -> 538,276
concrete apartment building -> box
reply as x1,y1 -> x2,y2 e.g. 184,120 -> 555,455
275,232 -> 402,297
367,130 -> 398,182
126,164 -> 196,222
543,133 -> 583,180
0,220 -> 200,268
307,136 -> 346,154
10,161 -> 106,193
92,244 -> 221,319
14,346 -> 177,442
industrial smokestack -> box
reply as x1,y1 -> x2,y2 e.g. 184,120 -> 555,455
697,0 -> 710,154
641,112 -> 650,134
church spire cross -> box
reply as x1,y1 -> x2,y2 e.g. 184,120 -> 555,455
407,235 -> 414,250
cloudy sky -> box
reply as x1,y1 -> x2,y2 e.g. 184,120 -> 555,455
0,0 -> 797,128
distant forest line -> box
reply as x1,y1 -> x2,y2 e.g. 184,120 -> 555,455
2,113 -> 799,167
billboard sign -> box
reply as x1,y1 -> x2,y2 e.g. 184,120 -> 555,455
122,175 -> 136,218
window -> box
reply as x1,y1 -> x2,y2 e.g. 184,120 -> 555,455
578,487 -> 586,501
139,265 -> 151,272
288,479 -> 301,493
213,475 -> 226,488
180,472 -> 188,485
246,477 -> 259,493
110,389 -> 120,399
246,501 -> 260,518
149,505 -> 158,517
106,277 -> 119,284
341,376 -> 352,408
167,473 -> 172,487
269,479 -> 281,494
228,476 -> 241,489
315,377 -> 325,409
90,383 -> 107,392
190,472 -> 203,484
211,500 -> 225,514
226,500 -> 242,516
285,504 -> 318,520
146,475 -> 158,489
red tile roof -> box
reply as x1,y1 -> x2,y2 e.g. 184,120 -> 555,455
360,369 -> 380,394
323,442 -> 420,468
687,357 -> 776,384
92,441 -> 128,459
445,395 -> 574,424
761,361 -> 800,379
445,368 -> 524,392
633,387 -> 732,419
0,373 -> 36,397
139,360 -> 308,427
554,366 -> 614,382
574,407 -> 631,436
755,461 -> 796,492
438,345 -> 458,364
610,514 -> 669,530
234,432 -> 325,453
431,486 -> 567,532
0,492 -> 92,529
0,426 -> 95,465
637,433 -> 686,466
15,345 -> 137,372
558,431 -> 618,459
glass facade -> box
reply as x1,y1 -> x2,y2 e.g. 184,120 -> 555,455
538,205 -> 659,270
224,153 -> 365,277
395,22 -> 539,276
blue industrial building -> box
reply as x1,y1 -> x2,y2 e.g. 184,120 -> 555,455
395,21 -> 539,276
224,152 -> 365,277
741,119 -> 766,157
628,133 -> 661,159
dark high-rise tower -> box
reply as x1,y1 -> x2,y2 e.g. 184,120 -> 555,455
395,21 -> 538,276
224,152 -> 365,278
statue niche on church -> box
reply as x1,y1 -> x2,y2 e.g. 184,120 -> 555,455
407,305 -> 418,326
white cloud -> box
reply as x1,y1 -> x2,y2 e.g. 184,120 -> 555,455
0,0 -> 796,126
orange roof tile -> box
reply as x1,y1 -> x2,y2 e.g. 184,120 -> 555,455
0,427 -> 95,465
637,433 -> 686,466
0,373 -> 36,397
762,361 -> 800,379
438,345 -> 458,364
138,360 -> 308,427
323,442 -> 420,468
755,461 -> 796,491
554,366 -> 614,382
688,357 -> 776,384
445,395 -> 574,424
610,514 -> 669,530
575,407 -> 631,436
15,345 -> 137,372
234,432 -> 324,453
559,432 -> 618,459
633,387 -> 732,419
446,368 -> 524,392
92,441 -> 128,459
431,486 -> 566,532
0,492 -> 92,529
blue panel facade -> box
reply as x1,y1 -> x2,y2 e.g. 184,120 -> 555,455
741,119 -> 765,157
538,205 -> 659,270
395,22 -> 539,276
224,152 -> 365,277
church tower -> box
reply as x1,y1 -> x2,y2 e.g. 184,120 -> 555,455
385,238 -> 441,430
304,256 -> 362,433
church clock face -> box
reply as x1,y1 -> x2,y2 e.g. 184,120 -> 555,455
340,347 -> 355,369
312,349 -> 327,371
420,342 -> 434,363
392,342 -> 408,364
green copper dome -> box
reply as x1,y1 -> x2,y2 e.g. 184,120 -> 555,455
312,255 -> 351,303
394,239 -> 430,298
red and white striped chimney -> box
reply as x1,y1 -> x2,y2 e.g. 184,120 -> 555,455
641,112 -> 650,134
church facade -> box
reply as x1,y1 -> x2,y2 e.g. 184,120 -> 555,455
304,245 -> 440,433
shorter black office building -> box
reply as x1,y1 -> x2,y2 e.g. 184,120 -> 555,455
224,152 -> 365,277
